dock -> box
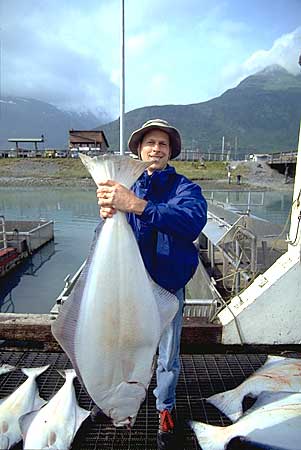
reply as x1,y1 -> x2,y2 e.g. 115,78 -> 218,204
2,308 -> 292,450
0,348 -> 273,450
0,322 -> 299,450
0,217 -> 54,277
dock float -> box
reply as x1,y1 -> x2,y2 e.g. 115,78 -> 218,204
0,217 -> 54,277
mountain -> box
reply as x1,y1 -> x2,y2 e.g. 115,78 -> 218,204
101,65 -> 301,155
1,65 -> 301,153
0,97 -> 108,150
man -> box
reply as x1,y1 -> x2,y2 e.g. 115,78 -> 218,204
97,119 -> 207,449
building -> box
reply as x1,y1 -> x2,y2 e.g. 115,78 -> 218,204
69,130 -> 110,157
7,136 -> 45,157
249,153 -> 269,162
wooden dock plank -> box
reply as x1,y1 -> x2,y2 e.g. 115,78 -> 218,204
0,313 -> 222,351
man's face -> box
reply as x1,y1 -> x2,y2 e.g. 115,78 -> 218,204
139,129 -> 171,174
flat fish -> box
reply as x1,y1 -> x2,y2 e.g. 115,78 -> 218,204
190,391 -> 301,450
207,355 -> 301,422
20,369 -> 90,450
52,154 -> 179,427
0,365 -> 48,449
0,366 -> 15,377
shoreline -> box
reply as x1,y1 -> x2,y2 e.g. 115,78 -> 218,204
0,158 -> 295,192
0,176 -> 95,188
0,175 -> 294,191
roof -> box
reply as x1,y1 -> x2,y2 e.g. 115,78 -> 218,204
69,130 -> 109,147
7,137 -> 44,143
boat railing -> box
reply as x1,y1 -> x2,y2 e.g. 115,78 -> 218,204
51,260 -> 87,315
204,191 -> 265,214
51,260 -> 219,323
184,299 -> 219,323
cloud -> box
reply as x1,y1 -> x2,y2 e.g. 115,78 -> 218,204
0,0 -> 120,119
197,3 -> 251,50
150,74 -> 168,93
221,27 -> 301,89
244,27 -> 301,74
1,0 -> 300,119
126,27 -> 168,56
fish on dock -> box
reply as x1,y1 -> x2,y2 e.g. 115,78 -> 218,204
207,355 -> 301,422
0,366 -> 15,377
190,391 -> 301,450
0,365 -> 49,449
52,154 -> 179,428
20,369 -> 90,450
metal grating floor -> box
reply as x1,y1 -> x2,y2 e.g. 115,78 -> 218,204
0,351 -> 267,450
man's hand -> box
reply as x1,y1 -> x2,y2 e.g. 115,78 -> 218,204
96,180 -> 147,219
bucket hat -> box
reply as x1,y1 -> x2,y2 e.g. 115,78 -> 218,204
128,119 -> 181,159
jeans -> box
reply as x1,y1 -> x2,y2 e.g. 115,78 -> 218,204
153,288 -> 184,412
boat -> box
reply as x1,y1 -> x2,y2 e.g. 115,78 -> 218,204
0,247 -> 20,276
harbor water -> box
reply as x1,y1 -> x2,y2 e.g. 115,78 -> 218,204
0,187 -> 293,314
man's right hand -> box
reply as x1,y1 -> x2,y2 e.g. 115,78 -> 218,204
96,180 -> 147,218
99,205 -> 117,219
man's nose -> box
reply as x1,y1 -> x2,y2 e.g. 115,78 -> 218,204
152,142 -> 160,150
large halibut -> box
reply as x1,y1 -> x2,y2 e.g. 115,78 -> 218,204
52,154 -> 178,427
190,391 -> 301,450
207,355 -> 301,422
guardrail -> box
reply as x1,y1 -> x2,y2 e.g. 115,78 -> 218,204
267,152 -> 297,164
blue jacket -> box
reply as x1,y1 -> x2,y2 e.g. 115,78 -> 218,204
127,165 -> 207,292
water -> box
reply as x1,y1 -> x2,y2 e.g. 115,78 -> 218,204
203,190 -> 293,225
0,187 -> 293,314
0,187 -> 99,314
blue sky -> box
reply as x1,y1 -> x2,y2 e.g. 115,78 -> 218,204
1,0 -> 300,121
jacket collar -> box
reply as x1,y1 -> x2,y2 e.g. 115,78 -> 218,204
139,164 -> 175,185
137,165 -> 177,197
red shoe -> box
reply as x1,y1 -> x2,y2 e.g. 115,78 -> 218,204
159,409 -> 174,433
157,410 -> 175,449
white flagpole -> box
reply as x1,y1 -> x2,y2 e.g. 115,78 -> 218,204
119,0 -> 125,155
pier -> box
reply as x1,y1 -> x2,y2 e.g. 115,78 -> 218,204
266,151 -> 297,178
0,347 -> 273,450
0,217 -> 54,277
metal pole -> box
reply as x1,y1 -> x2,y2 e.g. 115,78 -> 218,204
234,136 -> 238,160
221,136 -> 225,161
235,240 -> 241,293
119,0 -> 125,155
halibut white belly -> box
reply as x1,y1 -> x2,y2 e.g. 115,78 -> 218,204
20,369 -> 90,450
52,155 -> 179,427
0,366 -> 48,449
207,355 -> 301,422
190,391 -> 301,450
